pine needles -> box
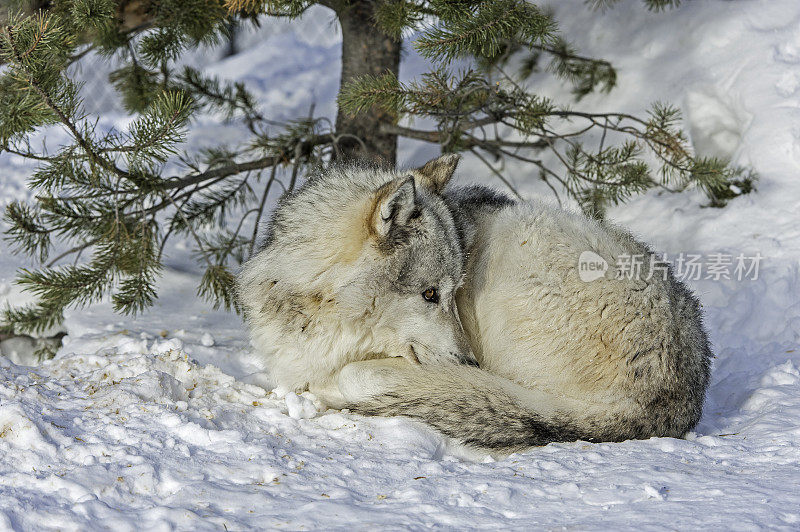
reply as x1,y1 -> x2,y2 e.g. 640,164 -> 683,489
341,0 -> 755,215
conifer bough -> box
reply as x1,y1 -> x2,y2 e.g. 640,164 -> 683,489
0,0 -> 755,338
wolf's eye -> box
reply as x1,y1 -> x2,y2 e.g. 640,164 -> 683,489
422,287 -> 439,304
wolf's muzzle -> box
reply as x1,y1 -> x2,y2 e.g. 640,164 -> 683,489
457,354 -> 479,367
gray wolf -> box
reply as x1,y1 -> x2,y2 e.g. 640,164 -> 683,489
238,155 -> 712,453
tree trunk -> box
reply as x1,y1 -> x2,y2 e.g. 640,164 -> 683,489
333,0 -> 401,165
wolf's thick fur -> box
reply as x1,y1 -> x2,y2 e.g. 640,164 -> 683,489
238,156 -> 712,452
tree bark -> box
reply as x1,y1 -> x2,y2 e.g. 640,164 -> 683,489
333,0 -> 401,165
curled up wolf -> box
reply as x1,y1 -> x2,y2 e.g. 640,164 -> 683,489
237,155 -> 712,453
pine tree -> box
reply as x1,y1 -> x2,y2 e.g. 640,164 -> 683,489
0,0 -> 755,336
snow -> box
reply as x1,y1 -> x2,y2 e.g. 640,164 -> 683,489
200,333 -> 215,348
2,0 -> 800,529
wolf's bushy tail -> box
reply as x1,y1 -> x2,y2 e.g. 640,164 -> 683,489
345,364 -> 608,453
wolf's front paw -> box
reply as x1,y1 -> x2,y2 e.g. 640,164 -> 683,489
337,358 -> 410,403
308,380 -> 348,410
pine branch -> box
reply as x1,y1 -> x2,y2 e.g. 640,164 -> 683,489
5,23 -> 137,184
162,133 -> 333,190
415,0 -> 557,64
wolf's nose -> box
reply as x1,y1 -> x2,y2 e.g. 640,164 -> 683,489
457,354 -> 479,367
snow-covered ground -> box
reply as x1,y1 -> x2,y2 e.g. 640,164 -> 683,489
3,0 -> 800,529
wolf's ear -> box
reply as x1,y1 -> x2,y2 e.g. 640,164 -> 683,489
412,153 -> 461,194
372,176 -> 417,238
